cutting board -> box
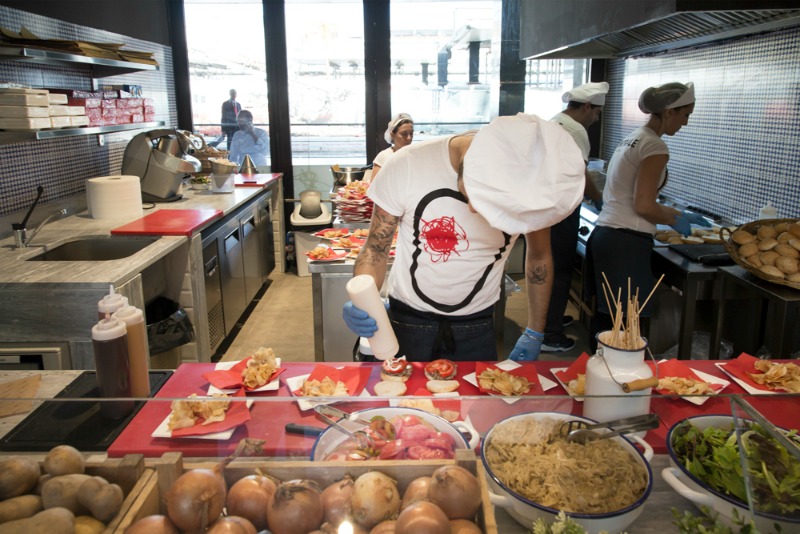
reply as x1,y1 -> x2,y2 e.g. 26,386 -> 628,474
0,375 -> 41,418
111,209 -> 223,236
234,173 -> 280,188
668,243 -> 734,265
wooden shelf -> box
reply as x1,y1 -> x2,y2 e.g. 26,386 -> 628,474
0,46 -> 158,77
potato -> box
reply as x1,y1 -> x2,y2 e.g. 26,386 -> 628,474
44,445 -> 85,476
0,494 -> 42,524
0,457 -> 41,500
77,477 -> 123,523
0,507 -> 74,534
75,515 -> 105,534
41,474 -> 91,515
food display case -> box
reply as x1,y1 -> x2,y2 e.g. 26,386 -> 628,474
0,356 -> 797,533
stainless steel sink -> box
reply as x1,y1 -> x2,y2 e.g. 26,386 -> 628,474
26,235 -> 160,261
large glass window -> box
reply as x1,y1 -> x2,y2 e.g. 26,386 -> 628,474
390,0 -> 501,140
523,59 -> 589,118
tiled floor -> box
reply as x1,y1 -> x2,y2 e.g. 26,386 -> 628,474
221,271 -> 591,363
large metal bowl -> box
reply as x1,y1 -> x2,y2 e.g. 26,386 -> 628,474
331,165 -> 370,186
209,158 -> 238,175
663,415 -> 800,532
481,412 -> 654,534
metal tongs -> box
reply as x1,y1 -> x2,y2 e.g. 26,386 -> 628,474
312,405 -> 397,458
559,413 -> 660,445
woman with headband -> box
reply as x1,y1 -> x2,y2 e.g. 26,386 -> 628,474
370,113 -> 414,181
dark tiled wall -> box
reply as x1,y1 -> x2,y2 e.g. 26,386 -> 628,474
603,26 -> 800,224
0,5 -> 175,218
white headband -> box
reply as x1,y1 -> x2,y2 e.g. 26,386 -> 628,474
384,113 -> 413,144
666,82 -> 695,109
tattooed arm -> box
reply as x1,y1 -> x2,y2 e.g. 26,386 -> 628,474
523,227 -> 553,333
354,204 -> 400,290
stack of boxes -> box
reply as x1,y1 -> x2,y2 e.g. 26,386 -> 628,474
54,89 -> 155,127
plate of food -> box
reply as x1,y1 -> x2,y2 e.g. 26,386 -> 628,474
648,359 -> 729,405
285,365 -> 372,411
314,228 -> 350,239
715,353 -> 800,394
551,352 -> 591,400
351,228 -> 369,239
151,390 -> 253,440
305,246 -> 347,262
188,175 -> 212,190
463,359 -> 556,403
203,347 -> 284,394
332,236 -> 365,249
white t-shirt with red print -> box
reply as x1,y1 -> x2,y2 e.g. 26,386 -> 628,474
367,135 -> 519,316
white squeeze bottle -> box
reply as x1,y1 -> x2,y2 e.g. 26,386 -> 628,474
97,285 -> 126,321
346,274 -> 398,360
112,302 -> 151,398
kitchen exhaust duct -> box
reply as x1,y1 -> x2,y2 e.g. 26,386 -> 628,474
520,1 -> 800,59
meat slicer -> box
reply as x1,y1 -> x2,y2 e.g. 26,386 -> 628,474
121,129 -> 202,202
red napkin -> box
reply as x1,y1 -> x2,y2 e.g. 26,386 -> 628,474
170,389 -> 251,437
474,362 -> 542,395
294,365 -> 371,396
554,352 -> 590,383
723,353 -> 773,392
648,359 -> 724,394
202,359 -> 286,391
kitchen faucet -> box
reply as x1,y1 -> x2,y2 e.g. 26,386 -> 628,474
11,186 -> 68,248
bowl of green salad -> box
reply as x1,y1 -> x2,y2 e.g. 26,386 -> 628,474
189,175 -> 212,190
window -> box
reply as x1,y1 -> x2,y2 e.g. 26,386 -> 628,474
523,59 -> 589,118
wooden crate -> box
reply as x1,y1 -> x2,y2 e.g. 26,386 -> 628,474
132,449 -> 497,534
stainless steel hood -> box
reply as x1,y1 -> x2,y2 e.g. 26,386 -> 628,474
520,1 -> 800,60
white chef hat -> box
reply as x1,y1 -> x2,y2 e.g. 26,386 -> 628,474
462,113 -> 585,235
562,82 -> 610,106
384,113 -> 413,144
639,81 -> 695,113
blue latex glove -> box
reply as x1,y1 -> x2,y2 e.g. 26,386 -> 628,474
342,300 -> 388,337
508,328 -> 544,362
670,210 -> 711,237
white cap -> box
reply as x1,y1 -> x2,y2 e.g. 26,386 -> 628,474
384,113 -> 413,144
462,113 -> 585,235
562,82 -> 610,106
665,81 -> 695,109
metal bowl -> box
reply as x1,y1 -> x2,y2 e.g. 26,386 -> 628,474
331,165 -> 370,186
209,158 -> 238,175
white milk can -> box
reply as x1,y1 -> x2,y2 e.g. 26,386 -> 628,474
583,331 -> 658,425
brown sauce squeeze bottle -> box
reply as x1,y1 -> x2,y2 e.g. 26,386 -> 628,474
91,314 -> 134,419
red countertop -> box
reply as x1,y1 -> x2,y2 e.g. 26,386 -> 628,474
110,209 -> 223,236
106,360 -> 798,458
234,173 -> 282,188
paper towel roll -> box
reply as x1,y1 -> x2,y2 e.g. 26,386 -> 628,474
87,175 -> 143,220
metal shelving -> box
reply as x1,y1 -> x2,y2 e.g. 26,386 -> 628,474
0,122 -> 166,145
0,46 -> 158,77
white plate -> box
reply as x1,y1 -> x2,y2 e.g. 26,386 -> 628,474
715,362 -> 776,395
285,372 -> 372,412
207,358 -> 282,395
463,360 -> 557,404
658,368 -> 730,405
150,399 -> 254,440
550,367 -> 583,401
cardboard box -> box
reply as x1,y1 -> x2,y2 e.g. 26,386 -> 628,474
68,97 -> 102,108
0,105 -> 50,118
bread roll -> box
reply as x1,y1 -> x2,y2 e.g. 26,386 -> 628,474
681,236 -> 704,245
426,380 -> 459,393
777,231 -> 793,243
789,239 -> 800,252
788,223 -> 800,238
655,233 -> 671,243
787,272 -> 800,283
745,254 -> 763,267
702,234 -> 722,244
668,236 -> 684,245
738,242 -> 759,258
757,225 -> 778,239
760,251 -> 780,266
373,381 -> 407,397
732,230 -> 755,245
775,256 -> 799,275
758,238 -> 778,251
774,243 -> 800,259
759,264 -> 785,279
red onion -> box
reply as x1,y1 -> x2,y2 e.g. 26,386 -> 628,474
351,471 -> 401,529
266,479 -> 324,534
226,474 -> 276,530
427,465 -> 481,520
401,476 -> 431,510
321,475 -> 354,526
394,501 -> 449,534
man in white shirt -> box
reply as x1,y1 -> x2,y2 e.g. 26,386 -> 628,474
229,110 -> 269,167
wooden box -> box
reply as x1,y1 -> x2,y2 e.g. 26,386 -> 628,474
119,449 -> 497,534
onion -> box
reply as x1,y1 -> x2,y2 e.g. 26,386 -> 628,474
123,514 -> 179,534
266,479 -> 324,534
206,516 -> 257,534
226,474 -> 276,530
351,471 -> 401,529
370,519 -> 397,533
394,501 -> 449,534
400,476 -> 431,510
321,475 -> 354,526
427,465 -> 481,520
449,518 -> 483,533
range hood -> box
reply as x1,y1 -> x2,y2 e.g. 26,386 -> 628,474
520,1 -> 800,59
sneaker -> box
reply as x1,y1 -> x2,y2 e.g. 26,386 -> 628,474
562,315 -> 574,327
541,334 -> 576,352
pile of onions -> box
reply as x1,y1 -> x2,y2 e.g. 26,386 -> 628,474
320,475 -> 354,526
427,465 -> 481,520
266,479 -> 324,534
206,516 -> 257,534
395,500 -> 449,534
124,514 -> 179,534
226,474 -> 277,531
351,471 -> 401,529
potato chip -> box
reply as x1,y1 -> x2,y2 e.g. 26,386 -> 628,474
241,347 -> 279,388
300,376 -> 348,397
658,376 -> 714,395
567,374 -> 586,396
748,360 -> 800,393
167,393 -> 231,429
308,247 -> 334,260
478,368 -> 530,396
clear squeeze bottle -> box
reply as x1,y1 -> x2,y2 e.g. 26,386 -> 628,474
113,303 -> 151,398
97,285 -> 126,321
91,314 -> 134,419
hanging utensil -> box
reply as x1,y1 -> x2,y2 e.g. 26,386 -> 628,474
559,413 -> 660,445
314,409 -> 379,458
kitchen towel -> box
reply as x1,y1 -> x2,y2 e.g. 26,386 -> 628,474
86,175 -> 143,220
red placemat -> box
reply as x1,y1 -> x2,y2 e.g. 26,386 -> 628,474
554,352 -> 590,383
722,353 -> 773,392
202,359 -> 286,391
293,365 -> 371,396
648,359 -> 724,395
474,362 -> 543,395
170,389 -> 251,437
111,209 -> 223,236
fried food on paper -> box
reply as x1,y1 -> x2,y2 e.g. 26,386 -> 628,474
336,237 -> 359,248
352,228 -> 369,238
300,376 -> 348,397
241,347 -> 279,388
567,374 -> 586,396
478,368 -> 530,396
308,247 -> 334,260
658,376 -> 715,395
748,360 -> 800,393
168,393 -> 231,429
322,229 -> 347,239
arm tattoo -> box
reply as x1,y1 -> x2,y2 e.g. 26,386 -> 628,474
361,205 -> 399,267
527,263 -> 548,285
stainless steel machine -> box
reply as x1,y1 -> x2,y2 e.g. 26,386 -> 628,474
121,129 -> 202,202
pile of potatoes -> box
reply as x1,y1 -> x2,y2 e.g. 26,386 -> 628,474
0,445 -> 124,534
730,221 -> 800,282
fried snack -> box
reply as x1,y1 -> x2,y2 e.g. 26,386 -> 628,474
300,376 -> 349,397
658,376 -> 715,395
322,229 -> 347,239
352,228 -> 369,238
567,374 -> 586,396
478,368 -> 531,396
168,393 -> 232,429
308,246 -> 334,260
336,237 -> 359,248
241,347 -> 279,388
748,360 -> 800,393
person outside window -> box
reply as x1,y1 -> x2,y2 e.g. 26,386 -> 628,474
542,82 -> 608,352
370,113 -> 414,181
342,113 -> 585,362
229,110 -> 269,167
220,89 -> 241,151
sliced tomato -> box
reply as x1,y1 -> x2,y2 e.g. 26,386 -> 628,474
423,435 -> 457,452
378,439 -> 407,460
398,423 -> 435,441
407,445 -> 448,460
426,359 -> 455,378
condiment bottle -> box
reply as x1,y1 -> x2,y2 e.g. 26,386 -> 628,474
112,303 -> 151,398
346,274 -> 398,360
91,314 -> 134,419
97,285 -> 126,321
